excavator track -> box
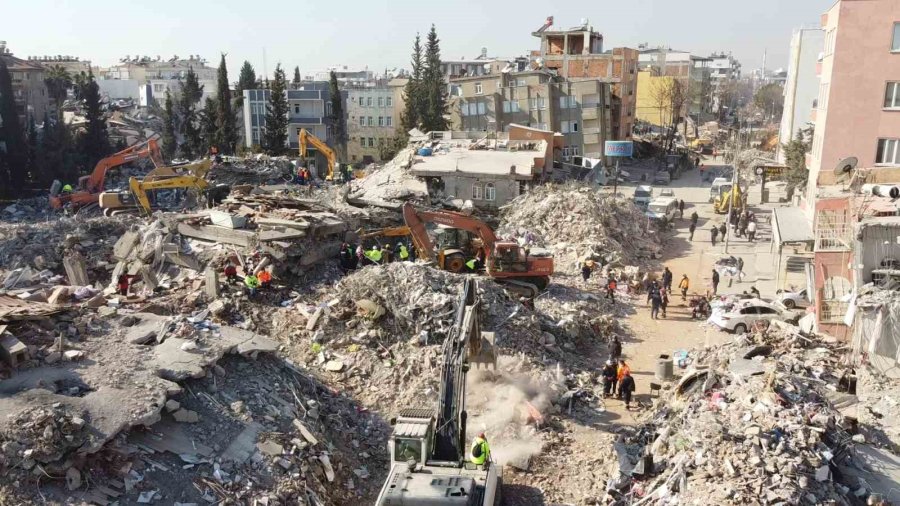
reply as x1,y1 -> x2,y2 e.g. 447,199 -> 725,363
496,276 -> 549,299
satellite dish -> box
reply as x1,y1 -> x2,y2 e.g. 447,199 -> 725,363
833,157 -> 858,183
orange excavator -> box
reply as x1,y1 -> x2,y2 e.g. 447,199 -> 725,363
403,202 -> 553,296
50,139 -> 164,210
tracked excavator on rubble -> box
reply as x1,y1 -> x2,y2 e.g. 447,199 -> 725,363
97,160 -> 221,214
50,139 -> 164,210
403,203 -> 553,297
376,278 -> 502,505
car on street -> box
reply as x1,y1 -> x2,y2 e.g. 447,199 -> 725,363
645,197 -> 679,224
653,171 -> 671,185
632,185 -> 654,210
776,287 -> 810,309
709,299 -> 800,334
659,188 -> 675,198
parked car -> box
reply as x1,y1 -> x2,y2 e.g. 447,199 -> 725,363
653,171 -> 671,185
632,185 -> 654,210
659,188 -> 675,198
645,197 -> 679,223
710,299 -> 800,334
776,288 -> 810,309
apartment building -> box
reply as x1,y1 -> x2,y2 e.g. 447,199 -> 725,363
801,0 -> 900,337
531,22 -> 638,141
0,42 -> 49,124
776,28 -> 824,162
346,79 -> 406,163
637,46 -> 712,121
300,66 -> 373,85
97,55 -> 218,106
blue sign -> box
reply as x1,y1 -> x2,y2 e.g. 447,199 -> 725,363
604,141 -> 634,157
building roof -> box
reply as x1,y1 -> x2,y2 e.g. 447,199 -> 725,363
410,143 -> 544,179
0,53 -> 45,72
773,207 -> 814,244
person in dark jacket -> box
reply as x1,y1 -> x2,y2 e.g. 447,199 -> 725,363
718,223 -> 727,239
689,222 -> 696,241
620,372 -> 636,409
609,335 -> 622,360
711,269 -> 720,295
601,360 -> 617,397
710,225 -> 719,246
648,286 -> 662,320
661,267 -> 673,294
678,199 -> 685,218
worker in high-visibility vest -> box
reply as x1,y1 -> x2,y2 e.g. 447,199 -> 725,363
395,243 -> 409,262
469,432 -> 491,466
364,245 -> 383,265
244,274 -> 260,297
62,184 -> 73,193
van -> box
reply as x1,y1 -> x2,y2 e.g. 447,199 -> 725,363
645,197 -> 679,223
709,178 -> 730,203
632,185 -> 653,209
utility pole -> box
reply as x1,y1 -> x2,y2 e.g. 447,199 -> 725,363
724,113 -> 741,254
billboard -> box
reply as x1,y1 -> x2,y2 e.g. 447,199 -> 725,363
604,141 -> 634,157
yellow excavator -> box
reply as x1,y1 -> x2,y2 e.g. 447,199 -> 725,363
98,160 -> 216,215
714,183 -> 744,214
298,128 -> 336,181
127,175 -> 210,216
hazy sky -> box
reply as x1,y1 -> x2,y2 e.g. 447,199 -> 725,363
5,0 -> 830,79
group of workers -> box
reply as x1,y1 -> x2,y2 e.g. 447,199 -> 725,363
601,358 -> 636,409
339,242 -> 412,271
222,259 -> 273,297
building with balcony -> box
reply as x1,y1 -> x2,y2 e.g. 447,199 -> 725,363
776,28 -> 823,163
637,46 -> 712,122
0,42 -> 49,125
346,79 -> 406,163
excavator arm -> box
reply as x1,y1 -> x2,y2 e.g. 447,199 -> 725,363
143,159 -> 213,182
355,225 -> 412,241
298,128 -> 336,181
402,202 -> 499,262
128,175 -> 209,215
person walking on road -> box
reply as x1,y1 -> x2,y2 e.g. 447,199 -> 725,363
711,269 -> 720,295
602,360 -> 617,397
648,287 -> 662,319
620,372 -> 636,410
678,200 -> 685,219
610,335 -> 622,360
718,223 -> 727,241
690,211 -> 699,226
616,359 -> 631,399
689,221 -> 696,241
747,220 -> 757,242
738,213 -> 748,238
662,267 -> 673,294
710,225 -> 719,246
679,274 -> 690,300
660,289 -> 670,318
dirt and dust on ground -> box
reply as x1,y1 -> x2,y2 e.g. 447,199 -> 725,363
0,142 -> 896,506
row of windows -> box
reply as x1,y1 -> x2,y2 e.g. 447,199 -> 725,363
562,145 -> 580,158
351,137 -> 379,148
356,96 -> 393,108
560,120 -> 579,134
472,183 -> 496,201
356,116 -> 393,127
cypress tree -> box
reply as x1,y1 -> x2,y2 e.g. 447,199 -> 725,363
293,66 -> 301,86
421,25 -> 448,132
0,60 -> 27,192
328,71 -> 346,160
178,68 -> 203,158
79,69 -> 110,172
235,61 -> 257,107
161,91 -> 178,161
264,64 -> 289,154
215,54 -> 237,154
26,115 -> 38,182
401,34 -> 424,132
201,96 -> 218,154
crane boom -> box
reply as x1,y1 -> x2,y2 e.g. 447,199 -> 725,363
298,128 -> 336,181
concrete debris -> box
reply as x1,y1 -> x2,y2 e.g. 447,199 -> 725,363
345,148 -> 428,209
498,183 -> 662,274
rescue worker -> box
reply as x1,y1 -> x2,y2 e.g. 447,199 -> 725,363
258,269 -> 272,290
223,261 -> 238,283
466,257 -> 478,271
661,267 -> 673,294
678,274 -> 690,300
364,245 -> 383,265
117,274 -> 136,296
62,184 -> 74,194
395,242 -> 409,262
469,432 -> 491,466
380,244 -> 392,263
620,372 -> 636,410
338,242 -> 352,270
616,359 -> 631,399
244,273 -> 260,297
581,259 -> 594,282
601,360 -> 617,397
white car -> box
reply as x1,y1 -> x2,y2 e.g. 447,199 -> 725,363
710,299 -> 800,334
776,288 -> 809,309
659,188 -> 675,198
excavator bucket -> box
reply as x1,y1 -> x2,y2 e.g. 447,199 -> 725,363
460,280 -> 497,369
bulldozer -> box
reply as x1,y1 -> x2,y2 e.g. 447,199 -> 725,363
714,183 -> 744,214
403,203 -> 553,297
375,279 -> 501,506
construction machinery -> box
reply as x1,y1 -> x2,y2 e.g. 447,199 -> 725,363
50,139 -> 164,210
356,225 -> 412,242
375,278 -> 501,506
714,183 -> 744,214
98,160 -> 216,213
403,203 -> 553,297
127,175 -> 210,216
298,128 -> 336,181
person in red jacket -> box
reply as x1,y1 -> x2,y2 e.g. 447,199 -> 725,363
117,274 -> 136,296
223,262 -> 238,283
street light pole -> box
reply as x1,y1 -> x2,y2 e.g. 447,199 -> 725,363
724,113 -> 741,255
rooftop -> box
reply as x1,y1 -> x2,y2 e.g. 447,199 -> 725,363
410,140 -> 546,179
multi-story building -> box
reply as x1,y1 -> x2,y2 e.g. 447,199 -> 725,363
0,42 -> 49,124
637,46 -> 712,122
300,66 -> 373,86
346,79 -> 406,163
531,21 -> 638,142
776,28 -> 824,162
708,52 -> 742,83
242,82 -> 347,175
797,0 -> 900,337
97,55 -> 218,106
27,56 -> 91,77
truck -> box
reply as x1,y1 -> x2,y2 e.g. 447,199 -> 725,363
375,279 -> 502,506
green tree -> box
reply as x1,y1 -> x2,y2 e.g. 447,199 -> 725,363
378,131 -> 407,161
201,96 -> 218,154
264,64 -> 289,154
401,33 -> 424,132
328,71 -> 346,160
26,115 -> 38,181
781,128 -> 811,198
44,65 -> 72,114
161,90 -> 178,161
178,68 -> 204,158
37,113 -> 77,184
78,69 -> 110,172
420,25 -> 448,132
72,71 -> 90,101
235,60 -> 257,107
0,61 -> 27,192
215,54 -> 237,154
753,83 -> 785,123
293,66 -> 301,86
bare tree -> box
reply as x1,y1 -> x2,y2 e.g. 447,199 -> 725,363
650,78 -> 688,150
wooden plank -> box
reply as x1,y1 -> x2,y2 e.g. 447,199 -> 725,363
177,223 -> 255,247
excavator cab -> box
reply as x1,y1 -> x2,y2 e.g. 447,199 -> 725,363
492,242 -> 528,273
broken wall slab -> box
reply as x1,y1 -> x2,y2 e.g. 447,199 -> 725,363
177,223 -> 256,247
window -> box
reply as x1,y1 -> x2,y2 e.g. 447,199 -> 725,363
559,96 -> 576,109
368,116 -> 374,126
562,146 -> 570,157
516,79 -> 527,87
294,105 -> 300,114
359,96 -> 365,106
472,183 -> 483,200
386,116 -> 393,127
571,145 -> 579,156
370,138 -> 377,148
886,82 -> 900,109
893,22 -> 900,51
378,116 -> 384,126
153,84 -> 165,93
386,97 -> 393,107
561,121 -> 578,133
378,97 -> 384,107
367,97 -> 373,107
360,116 -> 366,126
502,101 -> 519,113
475,83 -> 483,95
485,183 -> 496,201
876,138 -> 900,165
477,102 -> 486,115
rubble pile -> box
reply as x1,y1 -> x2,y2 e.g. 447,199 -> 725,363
0,404 -> 89,465
499,184 -> 662,273
606,322 -> 873,505
208,156 -> 295,187
1,197 -> 56,223
345,148 -> 428,209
